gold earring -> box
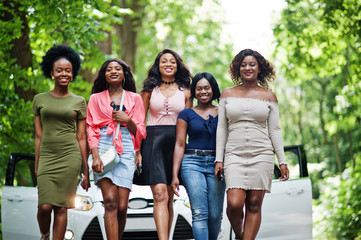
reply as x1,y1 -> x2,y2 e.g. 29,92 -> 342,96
52,76 -> 54,80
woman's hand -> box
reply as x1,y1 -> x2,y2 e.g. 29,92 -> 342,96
80,174 -> 91,191
92,156 -> 104,174
279,164 -> 289,181
214,162 -> 224,181
112,110 -> 130,124
171,177 -> 180,197
135,151 -> 142,175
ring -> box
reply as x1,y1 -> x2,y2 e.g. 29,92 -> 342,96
283,175 -> 287,178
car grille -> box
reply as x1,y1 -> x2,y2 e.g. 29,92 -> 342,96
173,215 -> 194,239
81,214 -> 193,240
121,215 -> 193,240
122,231 -> 159,239
82,217 -> 104,240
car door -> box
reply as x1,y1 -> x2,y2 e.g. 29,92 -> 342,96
258,145 -> 312,239
1,154 -> 40,240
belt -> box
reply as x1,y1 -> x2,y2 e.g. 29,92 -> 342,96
185,149 -> 215,156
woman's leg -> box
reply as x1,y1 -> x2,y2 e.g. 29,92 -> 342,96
226,188 -> 246,239
99,178 -> 119,240
53,206 -> 67,240
37,204 -> 53,236
243,190 -> 266,240
167,185 -> 174,236
206,173 -> 225,240
182,168 -> 209,240
117,187 -> 131,239
151,183 -> 171,240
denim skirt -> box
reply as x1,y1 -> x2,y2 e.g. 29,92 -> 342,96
94,126 -> 135,190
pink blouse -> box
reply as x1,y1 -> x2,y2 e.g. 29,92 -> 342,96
146,86 -> 185,126
86,90 -> 146,154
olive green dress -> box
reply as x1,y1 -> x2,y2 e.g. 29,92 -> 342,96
32,92 -> 86,208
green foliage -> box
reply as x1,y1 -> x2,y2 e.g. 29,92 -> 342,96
315,154 -> 361,239
273,0 -> 361,172
274,0 -> 361,238
134,0 -> 234,89
0,0 -> 234,186
0,0 -> 109,188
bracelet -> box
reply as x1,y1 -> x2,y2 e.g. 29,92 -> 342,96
214,160 -> 223,163
279,163 -> 287,166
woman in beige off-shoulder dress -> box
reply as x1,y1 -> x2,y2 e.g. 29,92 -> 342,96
214,49 -> 289,240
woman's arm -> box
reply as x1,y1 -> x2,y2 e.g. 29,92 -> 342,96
34,116 -> 42,176
141,91 -> 151,123
77,118 -> 90,190
215,90 -> 230,163
171,117 -> 188,197
113,111 -> 138,136
135,91 -> 151,163
86,95 -> 103,173
268,99 -> 289,180
184,89 -> 193,109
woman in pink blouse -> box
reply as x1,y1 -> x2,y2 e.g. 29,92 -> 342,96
134,49 -> 192,239
86,59 -> 146,240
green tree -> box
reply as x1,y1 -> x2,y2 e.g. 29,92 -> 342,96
0,0 -> 234,185
273,0 -> 361,238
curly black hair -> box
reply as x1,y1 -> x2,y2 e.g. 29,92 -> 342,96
229,49 -> 275,90
40,45 -> 81,80
142,49 -> 191,92
190,72 -> 220,102
91,59 -> 136,94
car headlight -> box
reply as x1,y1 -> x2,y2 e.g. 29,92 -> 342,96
128,198 -> 149,209
64,230 -> 74,240
74,195 -> 93,211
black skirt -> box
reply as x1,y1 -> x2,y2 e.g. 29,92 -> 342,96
133,125 -> 176,185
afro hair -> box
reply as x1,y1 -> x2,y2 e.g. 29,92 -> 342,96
40,45 -> 81,80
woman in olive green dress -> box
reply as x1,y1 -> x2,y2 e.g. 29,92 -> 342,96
32,45 -> 90,240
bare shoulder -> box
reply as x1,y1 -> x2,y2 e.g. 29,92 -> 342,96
220,87 -> 238,98
264,90 -> 278,103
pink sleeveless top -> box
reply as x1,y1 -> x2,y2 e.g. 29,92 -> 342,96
147,86 -> 185,126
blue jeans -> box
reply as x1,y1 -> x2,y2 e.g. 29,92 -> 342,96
181,154 -> 225,240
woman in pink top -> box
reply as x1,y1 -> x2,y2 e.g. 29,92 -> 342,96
86,59 -> 146,240
134,49 -> 192,239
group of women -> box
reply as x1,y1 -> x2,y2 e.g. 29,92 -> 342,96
33,45 -> 289,240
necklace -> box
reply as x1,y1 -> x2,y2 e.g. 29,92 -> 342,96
108,87 -> 123,91
161,80 -> 175,85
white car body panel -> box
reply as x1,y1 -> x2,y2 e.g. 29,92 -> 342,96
218,178 -> 313,240
2,186 -> 39,240
1,145 -> 312,240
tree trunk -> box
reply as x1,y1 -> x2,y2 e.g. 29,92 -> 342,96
333,131 -> 342,172
346,131 -> 354,169
81,31 -> 112,83
4,1 -> 36,101
319,90 -> 328,145
114,0 -> 146,71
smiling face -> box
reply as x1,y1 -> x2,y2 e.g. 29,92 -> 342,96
51,58 -> 73,87
159,53 -> 177,79
195,78 -> 213,104
240,55 -> 260,82
105,61 -> 124,87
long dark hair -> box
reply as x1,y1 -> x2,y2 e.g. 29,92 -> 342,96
142,49 -> 191,92
191,72 -> 220,102
229,49 -> 275,90
91,59 -> 136,94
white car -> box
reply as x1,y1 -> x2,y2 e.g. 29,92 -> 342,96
1,145 -> 312,239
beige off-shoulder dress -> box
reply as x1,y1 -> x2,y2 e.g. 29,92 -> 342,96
215,97 -> 286,192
